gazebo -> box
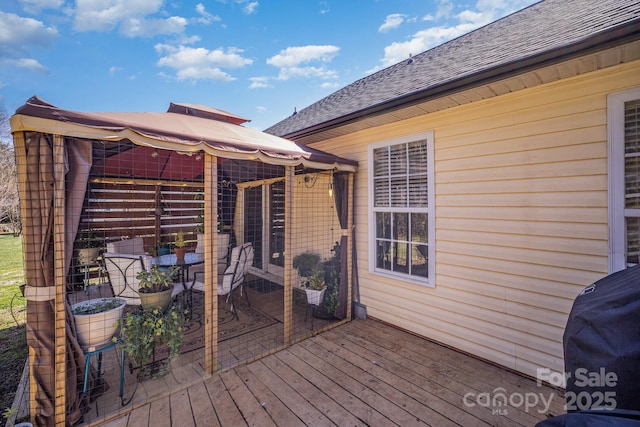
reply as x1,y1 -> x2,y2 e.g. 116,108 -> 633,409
10,96 -> 357,426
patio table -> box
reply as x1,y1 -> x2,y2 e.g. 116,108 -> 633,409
152,252 -> 204,286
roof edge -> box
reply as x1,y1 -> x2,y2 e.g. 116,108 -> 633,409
279,20 -> 640,141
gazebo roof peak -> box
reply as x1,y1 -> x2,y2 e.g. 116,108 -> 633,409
167,102 -> 250,125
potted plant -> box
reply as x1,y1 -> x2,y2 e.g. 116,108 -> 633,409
116,304 -> 185,379
136,265 -> 179,311
293,252 -> 327,306
72,297 -> 126,350
173,231 -> 187,264
304,267 -> 327,306
77,229 -> 104,265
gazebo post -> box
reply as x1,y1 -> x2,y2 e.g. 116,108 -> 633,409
283,166 -> 294,345
12,132 -> 38,425
203,154 -> 219,373
53,135 -> 67,426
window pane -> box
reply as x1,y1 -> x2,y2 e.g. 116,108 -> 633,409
373,147 -> 389,177
374,177 -> 389,207
389,144 -> 407,176
627,216 -> 640,265
394,213 -> 408,241
408,140 -> 428,174
411,213 -> 428,243
408,175 -> 428,207
390,176 -> 407,207
376,212 -> 391,239
626,100 -> 640,209
412,244 -> 428,277
376,240 -> 392,270
394,241 -> 409,274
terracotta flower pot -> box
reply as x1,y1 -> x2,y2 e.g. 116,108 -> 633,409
174,247 -> 187,264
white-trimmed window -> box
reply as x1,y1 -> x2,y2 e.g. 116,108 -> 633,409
368,131 -> 435,286
608,87 -> 640,272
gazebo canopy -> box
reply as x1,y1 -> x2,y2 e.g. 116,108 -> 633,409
10,96 -> 358,173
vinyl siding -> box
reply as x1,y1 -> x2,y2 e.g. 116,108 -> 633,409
310,59 -> 640,379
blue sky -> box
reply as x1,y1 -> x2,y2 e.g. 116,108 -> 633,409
1,0 -> 538,131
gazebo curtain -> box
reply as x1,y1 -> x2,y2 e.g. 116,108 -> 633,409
332,172 -> 349,320
21,132 -> 92,426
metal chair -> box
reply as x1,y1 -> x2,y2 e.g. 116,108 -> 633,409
102,252 -> 184,306
190,242 -> 254,320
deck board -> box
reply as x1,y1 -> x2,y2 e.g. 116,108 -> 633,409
187,381 -> 220,426
95,319 -> 563,426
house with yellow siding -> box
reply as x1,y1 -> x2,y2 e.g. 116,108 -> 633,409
266,0 -> 640,382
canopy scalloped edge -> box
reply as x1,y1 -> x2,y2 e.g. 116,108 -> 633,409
10,97 -> 357,172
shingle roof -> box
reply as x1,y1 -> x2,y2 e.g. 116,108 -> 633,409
265,0 -> 640,138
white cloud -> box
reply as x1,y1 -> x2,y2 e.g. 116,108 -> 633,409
267,45 -> 339,67
19,0 -> 64,13
0,12 -> 58,50
2,58 -> 48,72
119,16 -> 187,37
194,3 -> 221,25
267,45 -> 340,81
155,44 -> 253,82
243,1 -> 258,15
73,0 -> 160,32
109,66 -> 122,75
320,81 -> 340,89
73,0 -> 187,37
379,14 -> 405,33
0,12 -> 57,71
376,0 -> 534,68
249,76 -> 270,89
256,106 -> 266,113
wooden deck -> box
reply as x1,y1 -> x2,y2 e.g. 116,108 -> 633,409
94,319 -> 565,427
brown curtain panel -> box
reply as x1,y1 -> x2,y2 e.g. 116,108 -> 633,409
21,133 -> 92,426
332,173 -> 349,319
23,132 -> 56,426
64,137 -> 93,424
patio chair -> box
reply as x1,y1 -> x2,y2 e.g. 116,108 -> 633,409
189,232 -> 230,280
190,242 -> 254,320
106,237 -> 146,255
102,252 -> 184,306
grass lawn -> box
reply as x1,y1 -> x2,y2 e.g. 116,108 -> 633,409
0,233 -> 27,423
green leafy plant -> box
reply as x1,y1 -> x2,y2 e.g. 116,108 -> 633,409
136,266 -> 179,293
115,304 -> 185,369
325,285 -> 339,314
2,407 -> 18,427
292,252 -> 321,278
78,228 -> 104,249
174,231 -> 186,248
71,298 -> 123,315
306,267 -> 327,290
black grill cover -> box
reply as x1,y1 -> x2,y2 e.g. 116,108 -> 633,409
563,265 -> 640,412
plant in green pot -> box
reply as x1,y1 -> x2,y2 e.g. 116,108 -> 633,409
136,265 -> 179,311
